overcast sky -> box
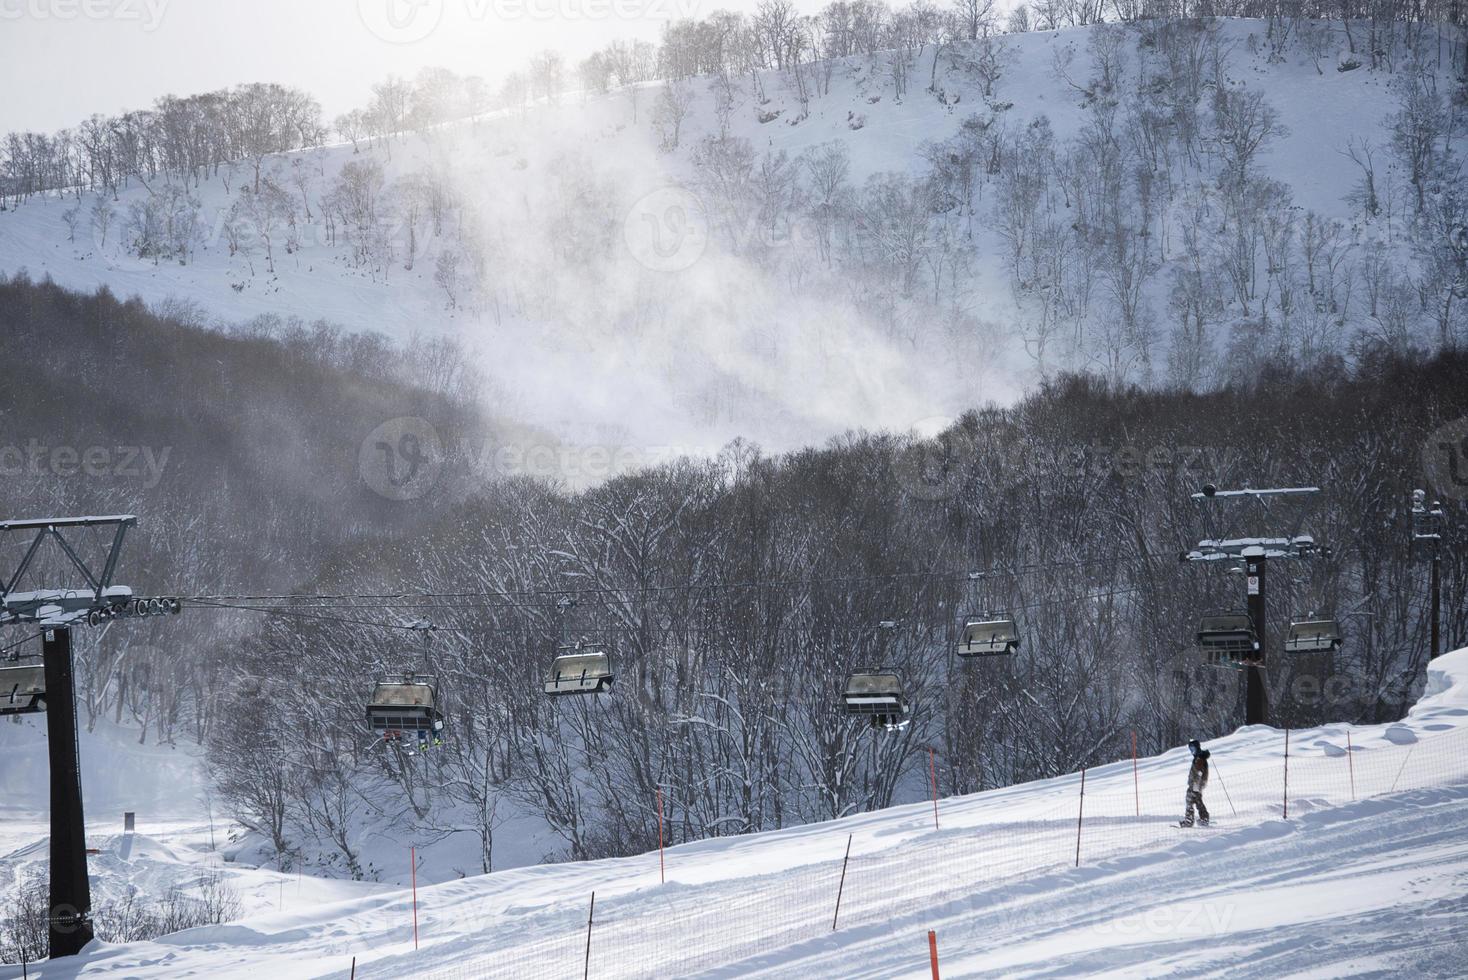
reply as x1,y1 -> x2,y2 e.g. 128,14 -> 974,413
0,0 -> 754,133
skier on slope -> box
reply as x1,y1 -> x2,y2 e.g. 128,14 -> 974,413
1179,739 -> 1211,828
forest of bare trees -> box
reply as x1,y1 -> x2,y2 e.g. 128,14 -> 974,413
3,0 -> 1464,208
0,262 -> 1463,879
201,345 -> 1466,875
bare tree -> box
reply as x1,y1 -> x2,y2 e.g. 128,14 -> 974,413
1211,85 -> 1287,186
652,80 -> 695,151
1340,137 -> 1381,220
1389,67 -> 1451,215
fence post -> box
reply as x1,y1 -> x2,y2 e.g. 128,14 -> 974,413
1283,728 -> 1290,820
928,929 -> 941,979
1075,767 -> 1086,868
1131,731 -> 1139,818
584,891 -> 596,980
410,845 -> 419,951
657,786 -> 665,884
832,834 -> 853,931
929,748 -> 940,831
1346,732 -> 1356,801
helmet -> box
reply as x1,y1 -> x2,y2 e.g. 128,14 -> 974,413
1188,739 -> 1202,756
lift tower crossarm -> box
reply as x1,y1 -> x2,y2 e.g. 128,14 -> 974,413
1183,536 -> 1330,562
0,515 -> 138,610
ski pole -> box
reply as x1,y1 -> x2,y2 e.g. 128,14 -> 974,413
1209,761 -> 1238,818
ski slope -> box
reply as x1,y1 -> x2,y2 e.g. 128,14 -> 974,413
6,648 -> 1467,978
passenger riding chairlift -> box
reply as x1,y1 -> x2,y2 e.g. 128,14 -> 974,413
0,663 -> 45,715
1196,612 -> 1260,667
1284,615 -> 1344,654
544,644 -> 614,696
842,669 -> 911,732
365,621 -> 445,751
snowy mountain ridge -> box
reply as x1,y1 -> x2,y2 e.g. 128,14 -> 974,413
3,18 -> 1463,461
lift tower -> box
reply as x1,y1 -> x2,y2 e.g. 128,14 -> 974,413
0,516 -> 144,958
1411,490 -> 1445,661
1182,487 -> 1331,727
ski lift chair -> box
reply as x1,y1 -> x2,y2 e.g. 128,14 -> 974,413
544,648 -> 614,696
842,670 -> 911,731
0,664 -> 45,715
957,616 -> 1020,658
365,675 -> 443,733
1196,613 -> 1260,667
1284,617 -> 1343,654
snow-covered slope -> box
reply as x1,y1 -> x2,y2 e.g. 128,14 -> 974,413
0,712 -> 560,907
8,648 -> 1468,978
2,20 -> 1456,459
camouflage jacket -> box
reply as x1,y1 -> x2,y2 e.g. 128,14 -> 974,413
1187,757 -> 1209,793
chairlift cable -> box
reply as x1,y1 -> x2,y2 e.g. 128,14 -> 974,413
180,583 -> 1153,639
170,549 -> 1179,609
185,599 -> 432,633
0,630 -> 45,660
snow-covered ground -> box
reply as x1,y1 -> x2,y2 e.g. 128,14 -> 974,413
5,649 -> 1467,978
0,712 -> 557,906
